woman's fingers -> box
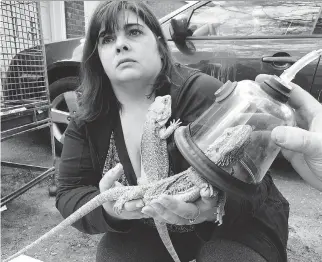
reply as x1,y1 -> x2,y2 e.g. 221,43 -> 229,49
199,187 -> 218,205
154,195 -> 200,220
123,199 -> 145,212
99,164 -> 149,220
141,195 -> 199,225
141,203 -> 186,225
99,163 -> 124,192
122,209 -> 150,219
142,193 -> 216,225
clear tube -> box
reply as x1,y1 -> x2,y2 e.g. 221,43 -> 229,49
280,49 -> 322,84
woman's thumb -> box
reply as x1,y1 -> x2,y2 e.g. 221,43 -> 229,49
271,126 -> 322,156
99,163 -> 124,191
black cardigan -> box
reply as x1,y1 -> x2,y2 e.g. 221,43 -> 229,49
56,65 -> 288,261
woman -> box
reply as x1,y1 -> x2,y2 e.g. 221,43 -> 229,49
56,1 -> 289,261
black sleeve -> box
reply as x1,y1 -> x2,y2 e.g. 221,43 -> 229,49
174,72 -> 221,125
169,73 -> 222,172
55,118 -> 133,234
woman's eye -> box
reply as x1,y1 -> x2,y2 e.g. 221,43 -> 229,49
129,29 -> 142,37
101,36 -> 115,44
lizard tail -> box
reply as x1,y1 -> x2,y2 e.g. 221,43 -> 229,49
154,220 -> 181,262
3,191 -> 113,262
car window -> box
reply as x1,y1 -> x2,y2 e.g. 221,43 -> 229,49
312,8 -> 322,34
188,1 -> 322,37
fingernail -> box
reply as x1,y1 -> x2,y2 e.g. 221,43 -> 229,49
272,129 -> 286,144
136,202 -> 144,208
141,207 -> 150,216
115,163 -> 123,170
150,203 -> 162,212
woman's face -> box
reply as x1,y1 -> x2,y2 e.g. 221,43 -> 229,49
97,10 -> 162,85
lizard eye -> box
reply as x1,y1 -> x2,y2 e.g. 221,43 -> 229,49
226,132 -> 231,136
215,148 -> 219,152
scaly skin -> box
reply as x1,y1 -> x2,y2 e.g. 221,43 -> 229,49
206,125 -> 253,167
3,166 -> 210,262
139,95 -> 180,184
4,125 -> 253,262
204,124 -> 253,223
140,95 -> 182,262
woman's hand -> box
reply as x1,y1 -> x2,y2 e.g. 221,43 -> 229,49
141,187 -> 219,225
99,163 -> 149,220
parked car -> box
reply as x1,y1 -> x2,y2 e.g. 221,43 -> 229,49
4,0 -> 322,153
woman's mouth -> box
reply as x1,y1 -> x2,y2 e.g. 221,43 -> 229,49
117,59 -> 136,67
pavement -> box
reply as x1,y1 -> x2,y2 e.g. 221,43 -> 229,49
1,128 -> 55,169
0,127 -> 299,182
1,128 -> 322,261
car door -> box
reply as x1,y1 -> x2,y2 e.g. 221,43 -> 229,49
311,7 -> 322,102
164,0 -> 322,99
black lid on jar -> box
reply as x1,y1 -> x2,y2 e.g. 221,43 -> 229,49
260,75 -> 292,103
215,81 -> 238,102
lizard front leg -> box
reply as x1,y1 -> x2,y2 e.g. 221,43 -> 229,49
113,186 -> 148,215
159,119 -> 182,139
189,171 -> 226,224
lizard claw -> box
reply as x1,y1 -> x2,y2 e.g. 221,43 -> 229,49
214,192 -> 226,225
216,206 -> 224,225
113,201 -> 124,215
207,184 -> 215,198
169,119 -> 182,130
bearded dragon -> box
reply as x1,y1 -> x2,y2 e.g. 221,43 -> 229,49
139,95 -> 182,262
4,124 -> 253,262
139,95 -> 181,184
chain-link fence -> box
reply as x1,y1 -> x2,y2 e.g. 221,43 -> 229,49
1,1 -> 56,206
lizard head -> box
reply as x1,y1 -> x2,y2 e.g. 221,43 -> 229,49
148,95 -> 172,125
206,125 -> 253,166
222,125 -> 253,149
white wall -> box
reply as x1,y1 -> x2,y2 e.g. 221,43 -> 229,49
84,1 -> 100,32
40,1 -> 66,43
39,1 -> 52,43
49,1 -> 66,42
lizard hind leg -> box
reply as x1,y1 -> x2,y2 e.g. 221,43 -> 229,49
215,191 -> 227,225
206,183 -> 215,198
113,187 -> 145,215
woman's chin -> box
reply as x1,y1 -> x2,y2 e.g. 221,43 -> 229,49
116,70 -> 143,82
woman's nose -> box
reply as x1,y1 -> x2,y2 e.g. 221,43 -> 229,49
116,36 -> 130,53
116,44 -> 129,53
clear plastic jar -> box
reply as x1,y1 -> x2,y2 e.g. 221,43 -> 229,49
174,76 -> 295,199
